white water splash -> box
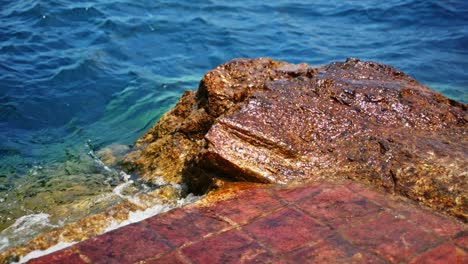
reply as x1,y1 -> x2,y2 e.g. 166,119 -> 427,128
16,241 -> 77,264
0,213 -> 58,252
3,145 -> 201,261
104,193 -> 201,232
13,193 -> 201,263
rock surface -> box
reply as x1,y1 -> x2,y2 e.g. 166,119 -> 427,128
121,58 -> 467,220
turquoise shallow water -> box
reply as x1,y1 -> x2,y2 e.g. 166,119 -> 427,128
0,0 -> 467,249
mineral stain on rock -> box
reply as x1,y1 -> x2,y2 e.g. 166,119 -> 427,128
121,58 -> 467,221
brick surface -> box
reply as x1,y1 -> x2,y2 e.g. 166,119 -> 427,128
346,182 -> 400,208
347,182 -> 388,201
243,207 -> 332,254
143,206 -> 231,247
78,224 -> 171,264
143,251 -> 187,264
182,229 -> 273,264
297,186 -> 382,227
408,243 -> 467,264
28,249 -> 85,264
274,183 -> 328,202
211,188 -> 283,224
26,182 -> 467,264
345,213 -> 440,263
453,231 -> 468,250
396,207 -> 464,238
279,235 -> 387,264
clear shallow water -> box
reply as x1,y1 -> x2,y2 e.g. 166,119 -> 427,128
0,0 -> 467,250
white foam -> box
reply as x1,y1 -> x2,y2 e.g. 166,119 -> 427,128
111,180 -> 146,206
104,203 -> 172,232
0,213 -> 58,252
105,193 -> 201,232
0,236 -> 9,252
16,241 -> 77,264
2,144 -> 202,261
119,170 -> 131,181
6,213 -> 56,233
152,176 -> 168,186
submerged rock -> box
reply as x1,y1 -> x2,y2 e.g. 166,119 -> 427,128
121,58 -> 467,220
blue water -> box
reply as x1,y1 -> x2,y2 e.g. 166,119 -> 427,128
0,0 -> 467,233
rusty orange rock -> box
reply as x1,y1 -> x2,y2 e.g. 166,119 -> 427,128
121,58 -> 467,220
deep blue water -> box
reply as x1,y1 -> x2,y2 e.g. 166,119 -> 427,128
0,0 -> 467,233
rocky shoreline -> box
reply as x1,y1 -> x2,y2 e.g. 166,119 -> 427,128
2,57 -> 466,262
120,57 -> 467,221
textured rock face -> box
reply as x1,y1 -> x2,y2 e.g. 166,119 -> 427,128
121,58 -> 309,190
121,58 -> 467,220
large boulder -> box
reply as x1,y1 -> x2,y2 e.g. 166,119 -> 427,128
121,58 -> 467,220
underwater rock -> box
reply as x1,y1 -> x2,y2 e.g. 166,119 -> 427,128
122,58 -> 467,220
96,144 -> 131,167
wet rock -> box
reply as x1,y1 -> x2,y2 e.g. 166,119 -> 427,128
121,58 -> 467,220
96,144 -> 131,167
120,58 -> 308,190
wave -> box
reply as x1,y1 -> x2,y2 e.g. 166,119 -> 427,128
2,2 -> 44,19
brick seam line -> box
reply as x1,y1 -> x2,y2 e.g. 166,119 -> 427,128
238,209 -> 334,262
269,185 -> 391,263
62,221 -> 178,263
175,226 -> 275,263
78,251 -> 92,264
347,181 -> 466,230
135,248 -> 193,264
134,183 -> 463,263
237,226 -> 281,257
267,186 -> 339,232
345,184 -> 468,262
337,218 -> 439,264
344,182 -> 464,235
178,193 -> 288,247
83,223 -> 174,263
150,208 -> 256,249
341,185 -> 451,263
206,186 -> 334,258
42,238 -> 115,264
135,222 -> 185,260
175,248 -> 194,264
268,185 -> 394,263
267,182 -> 335,205
272,183 -> 448,263
269,183 -> 386,230
406,242 -> 466,264
225,188 -> 287,224
172,188 -> 302,260
232,226 -> 277,261
244,204 -> 335,253
135,189 -> 286,263
30,182 -> 465,263
337,214 -> 446,263
202,187 -> 292,228
132,211 -> 235,264
157,212 -> 236,249
386,229 -> 459,262
265,239 -> 329,264
451,231 -> 468,250
263,185 -> 333,261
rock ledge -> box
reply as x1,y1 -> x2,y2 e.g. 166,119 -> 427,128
121,58 -> 467,221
